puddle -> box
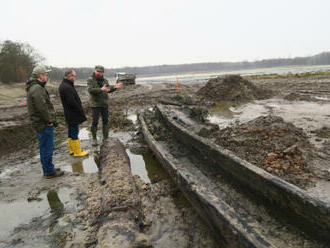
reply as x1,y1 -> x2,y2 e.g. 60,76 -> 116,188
61,155 -> 99,173
0,167 -> 19,179
0,187 -> 74,239
127,113 -> 138,124
126,149 -> 169,184
208,100 -> 330,132
78,127 -> 90,140
307,180 -> 330,202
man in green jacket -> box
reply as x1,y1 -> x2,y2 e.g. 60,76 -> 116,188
87,65 -> 122,145
26,65 -> 64,178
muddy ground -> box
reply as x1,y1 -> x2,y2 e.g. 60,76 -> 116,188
1,74 -> 330,247
0,82 -> 220,248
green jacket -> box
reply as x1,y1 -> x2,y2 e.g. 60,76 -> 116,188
87,73 -> 116,107
26,78 -> 56,132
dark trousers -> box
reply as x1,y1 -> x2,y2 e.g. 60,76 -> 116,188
37,126 -> 55,176
68,125 -> 79,140
91,107 -> 109,128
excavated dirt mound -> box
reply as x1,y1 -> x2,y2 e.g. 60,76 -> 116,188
213,115 -> 315,189
197,74 -> 272,103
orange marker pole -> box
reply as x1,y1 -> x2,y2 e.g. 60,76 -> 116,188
22,98 -> 26,106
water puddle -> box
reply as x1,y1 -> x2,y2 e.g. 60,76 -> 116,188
208,100 -> 330,132
127,113 -> 138,124
61,156 -> 99,173
126,149 -> 169,184
0,187 -> 74,240
78,127 -> 90,140
58,127 -> 100,173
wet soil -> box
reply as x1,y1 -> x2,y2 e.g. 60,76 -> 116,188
197,75 -> 273,103
1,75 -> 330,247
211,115 -> 315,189
0,81 -> 219,247
142,108 -> 326,248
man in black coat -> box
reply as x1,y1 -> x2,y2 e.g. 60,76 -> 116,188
58,69 -> 88,157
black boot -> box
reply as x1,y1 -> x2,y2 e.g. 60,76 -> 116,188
102,124 -> 109,142
91,126 -> 98,146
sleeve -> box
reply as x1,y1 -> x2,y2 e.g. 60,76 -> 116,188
31,88 -> 51,123
87,78 -> 103,95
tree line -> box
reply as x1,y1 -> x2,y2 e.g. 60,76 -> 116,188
1,39 -> 330,83
0,40 -> 44,83
48,52 -> 330,81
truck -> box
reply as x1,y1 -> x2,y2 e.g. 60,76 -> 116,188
115,72 -> 136,86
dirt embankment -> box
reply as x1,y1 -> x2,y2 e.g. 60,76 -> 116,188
197,75 -> 273,103
202,115 -> 315,189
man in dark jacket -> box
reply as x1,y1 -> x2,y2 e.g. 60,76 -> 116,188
59,69 -> 88,157
26,65 -> 64,178
87,65 -> 122,145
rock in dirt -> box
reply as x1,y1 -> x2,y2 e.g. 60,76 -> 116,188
197,74 -> 272,103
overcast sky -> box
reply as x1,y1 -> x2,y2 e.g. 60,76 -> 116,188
1,0 -> 329,68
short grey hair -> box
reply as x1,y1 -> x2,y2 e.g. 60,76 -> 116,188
64,69 -> 75,78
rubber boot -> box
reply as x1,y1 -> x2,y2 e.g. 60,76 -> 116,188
91,126 -> 98,146
102,124 -> 109,142
72,139 -> 89,157
67,138 -> 74,155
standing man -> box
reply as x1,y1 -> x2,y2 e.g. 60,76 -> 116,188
87,65 -> 122,145
59,69 -> 88,157
26,65 -> 64,178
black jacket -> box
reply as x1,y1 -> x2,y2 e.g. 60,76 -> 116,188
58,78 -> 87,125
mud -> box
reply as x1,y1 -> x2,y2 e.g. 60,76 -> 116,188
211,115 -> 315,189
141,107 -> 327,247
197,75 -> 273,103
1,74 -> 330,247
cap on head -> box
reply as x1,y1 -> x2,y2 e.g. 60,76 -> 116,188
32,65 -> 51,76
95,65 -> 105,73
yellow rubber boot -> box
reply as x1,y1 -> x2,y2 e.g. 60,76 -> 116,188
68,138 -> 74,155
72,139 -> 89,157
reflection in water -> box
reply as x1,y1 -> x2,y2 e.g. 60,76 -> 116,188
0,188 -> 72,240
61,153 -> 99,173
143,152 -> 169,184
127,149 -> 150,183
47,190 -> 64,234
127,149 -> 169,184
209,102 -> 238,119
47,190 -> 64,214
71,161 -> 84,173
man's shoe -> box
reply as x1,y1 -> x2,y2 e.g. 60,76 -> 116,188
44,170 -> 64,179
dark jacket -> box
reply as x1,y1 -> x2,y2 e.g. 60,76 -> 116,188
26,78 -> 56,132
59,78 -> 87,126
87,73 -> 116,107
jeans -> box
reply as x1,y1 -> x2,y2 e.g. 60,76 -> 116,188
68,125 -> 79,140
91,107 -> 109,128
37,126 -> 55,176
